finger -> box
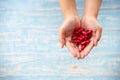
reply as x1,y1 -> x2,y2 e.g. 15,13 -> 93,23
80,41 -> 94,59
66,36 -> 80,58
59,28 -> 65,48
74,45 -> 80,59
94,27 -> 102,46
66,41 -> 77,57
79,49 -> 85,59
77,45 -> 81,59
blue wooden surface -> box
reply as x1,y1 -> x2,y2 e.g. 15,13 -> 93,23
0,0 -> 120,80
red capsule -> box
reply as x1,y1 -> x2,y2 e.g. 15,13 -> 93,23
78,28 -> 84,33
74,27 -> 81,32
82,31 -> 87,35
86,40 -> 90,44
81,45 -> 85,50
78,37 -> 83,41
81,41 -> 86,45
72,36 -> 77,40
71,27 -> 93,50
87,30 -> 92,33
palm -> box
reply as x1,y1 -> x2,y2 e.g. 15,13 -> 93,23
80,17 -> 102,58
59,17 -> 102,59
59,19 -> 80,57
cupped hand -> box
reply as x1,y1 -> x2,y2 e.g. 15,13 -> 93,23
59,17 -> 81,58
59,16 -> 102,59
79,16 -> 102,59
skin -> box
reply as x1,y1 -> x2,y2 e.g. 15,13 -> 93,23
59,0 -> 102,59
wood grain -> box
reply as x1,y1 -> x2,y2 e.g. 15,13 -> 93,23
0,0 -> 120,80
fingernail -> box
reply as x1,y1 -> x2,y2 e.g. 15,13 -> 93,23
77,57 -> 80,60
61,43 -> 64,48
81,54 -> 85,59
78,55 -> 81,59
95,41 -> 98,46
94,40 -> 97,46
61,44 -> 63,48
81,56 -> 83,59
73,54 -> 77,57
61,45 -> 63,48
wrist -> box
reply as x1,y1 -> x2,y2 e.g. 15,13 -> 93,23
82,15 -> 97,22
64,15 -> 80,26
64,14 -> 80,21
83,13 -> 98,20
81,15 -> 97,28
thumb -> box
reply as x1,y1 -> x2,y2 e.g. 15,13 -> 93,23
94,26 -> 102,46
59,28 -> 66,48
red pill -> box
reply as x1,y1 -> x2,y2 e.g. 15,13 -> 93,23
71,27 -> 93,51
82,31 -> 87,35
81,41 -> 86,45
81,45 -> 85,50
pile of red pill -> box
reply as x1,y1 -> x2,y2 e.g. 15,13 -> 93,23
71,27 -> 93,51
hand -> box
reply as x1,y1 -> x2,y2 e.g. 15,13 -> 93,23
79,16 -> 102,58
59,16 -> 81,58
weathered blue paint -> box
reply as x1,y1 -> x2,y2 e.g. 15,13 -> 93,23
0,0 -> 120,80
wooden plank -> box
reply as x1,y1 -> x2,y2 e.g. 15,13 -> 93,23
0,10 -> 120,29
0,0 -> 120,10
0,30 -> 120,53
0,0 -> 120,79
